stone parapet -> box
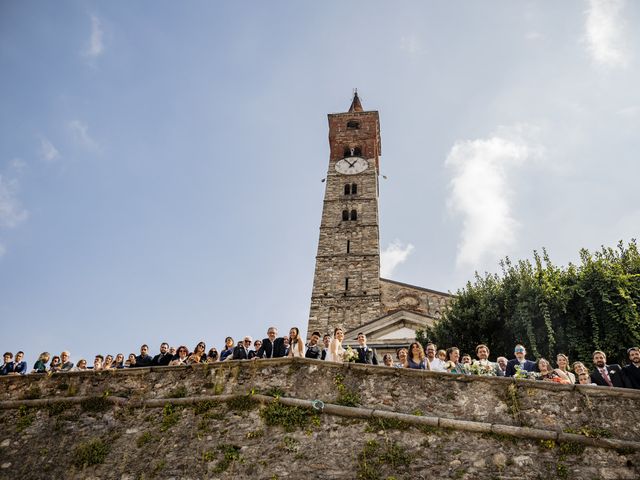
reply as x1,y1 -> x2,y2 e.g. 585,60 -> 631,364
1,359 -> 638,479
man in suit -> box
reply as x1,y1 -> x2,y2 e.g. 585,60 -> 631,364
591,350 -> 625,388
305,332 -> 322,359
622,347 -> 640,389
475,344 -> 499,375
135,344 -> 153,368
9,351 -> 27,375
60,351 -> 75,371
233,336 -> 255,360
152,342 -> 173,366
321,334 -> 331,360
355,333 -> 378,365
256,327 -> 286,359
0,352 -> 14,375
495,357 -> 508,376
505,344 -> 537,377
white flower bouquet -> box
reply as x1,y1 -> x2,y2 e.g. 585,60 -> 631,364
343,346 -> 358,363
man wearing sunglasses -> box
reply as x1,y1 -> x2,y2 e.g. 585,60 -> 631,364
505,344 -> 537,377
233,336 -> 255,360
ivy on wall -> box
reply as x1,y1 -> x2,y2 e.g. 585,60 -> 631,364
418,241 -> 640,366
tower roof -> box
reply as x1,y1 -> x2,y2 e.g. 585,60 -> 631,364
348,91 -> 363,112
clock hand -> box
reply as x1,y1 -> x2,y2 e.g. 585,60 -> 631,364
347,160 -> 356,168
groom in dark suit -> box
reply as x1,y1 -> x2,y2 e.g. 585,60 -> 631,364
257,327 -> 287,359
622,347 -> 640,389
505,344 -> 537,377
590,350 -> 625,388
355,333 -> 378,365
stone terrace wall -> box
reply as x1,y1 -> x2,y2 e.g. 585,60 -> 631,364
0,358 -> 639,479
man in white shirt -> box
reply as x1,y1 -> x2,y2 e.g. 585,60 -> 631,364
425,343 -> 446,372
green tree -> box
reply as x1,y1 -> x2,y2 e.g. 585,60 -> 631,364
417,241 -> 640,366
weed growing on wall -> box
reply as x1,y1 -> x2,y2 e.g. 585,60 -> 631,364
334,373 -> 361,407
16,405 -> 34,432
260,399 -> 318,432
72,438 -> 110,468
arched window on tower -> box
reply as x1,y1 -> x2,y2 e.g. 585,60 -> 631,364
350,210 -> 357,221
343,146 -> 362,158
344,184 -> 351,195
342,210 -> 349,221
347,120 -> 360,129
351,183 -> 357,195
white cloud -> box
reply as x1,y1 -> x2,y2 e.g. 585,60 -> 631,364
84,15 -> 104,58
381,240 -> 415,277
400,35 -> 423,55
38,137 -> 60,162
68,120 -> 99,151
445,126 -> 538,269
0,175 -> 28,229
617,105 -> 639,117
9,158 -> 27,172
584,0 -> 629,68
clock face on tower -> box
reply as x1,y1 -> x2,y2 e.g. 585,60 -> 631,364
335,157 -> 368,175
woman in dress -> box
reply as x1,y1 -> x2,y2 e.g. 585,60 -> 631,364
326,327 -> 345,362
407,342 -> 427,370
382,354 -> 394,367
48,355 -> 61,373
537,358 -> 569,383
113,353 -> 125,369
219,337 -> 235,361
74,359 -> 88,371
555,353 -> 576,384
207,348 -> 219,363
445,347 -> 466,374
126,353 -> 137,368
287,327 -> 305,358
31,352 -> 50,374
103,354 -> 114,370
187,341 -> 207,364
170,346 -> 189,366
395,348 -> 409,368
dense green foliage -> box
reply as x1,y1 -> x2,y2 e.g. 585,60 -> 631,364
418,241 -> 640,366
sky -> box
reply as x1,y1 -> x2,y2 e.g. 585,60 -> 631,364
1,1 -> 639,364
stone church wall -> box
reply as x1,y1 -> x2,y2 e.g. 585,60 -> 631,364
1,359 -> 638,479
380,278 -> 453,317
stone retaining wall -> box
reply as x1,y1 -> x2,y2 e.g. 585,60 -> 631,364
0,358 -> 638,479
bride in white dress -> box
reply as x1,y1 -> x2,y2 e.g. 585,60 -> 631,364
326,326 -> 345,363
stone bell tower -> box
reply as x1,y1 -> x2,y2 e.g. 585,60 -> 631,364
307,92 -> 383,337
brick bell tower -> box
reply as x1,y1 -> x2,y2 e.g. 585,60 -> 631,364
307,92 -> 383,337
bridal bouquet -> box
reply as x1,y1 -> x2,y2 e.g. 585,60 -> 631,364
514,365 -> 540,380
343,346 -> 358,363
469,360 -> 496,376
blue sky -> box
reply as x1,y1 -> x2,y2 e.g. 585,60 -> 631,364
1,1 -> 639,364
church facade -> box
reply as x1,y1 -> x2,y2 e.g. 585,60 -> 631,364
307,93 -> 452,355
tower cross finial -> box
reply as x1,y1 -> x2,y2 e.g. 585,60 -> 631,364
348,89 -> 363,112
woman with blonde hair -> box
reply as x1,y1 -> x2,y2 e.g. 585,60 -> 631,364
31,352 -> 50,374
287,327 -> 305,358
395,348 -> 409,368
555,353 -> 576,384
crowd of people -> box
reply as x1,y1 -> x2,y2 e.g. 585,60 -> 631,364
2,325 -> 639,390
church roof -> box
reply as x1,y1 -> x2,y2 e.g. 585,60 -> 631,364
379,277 -> 454,297
348,91 -> 363,112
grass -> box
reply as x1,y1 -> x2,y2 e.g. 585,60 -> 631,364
72,438 -> 110,468
260,399 -> 318,432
